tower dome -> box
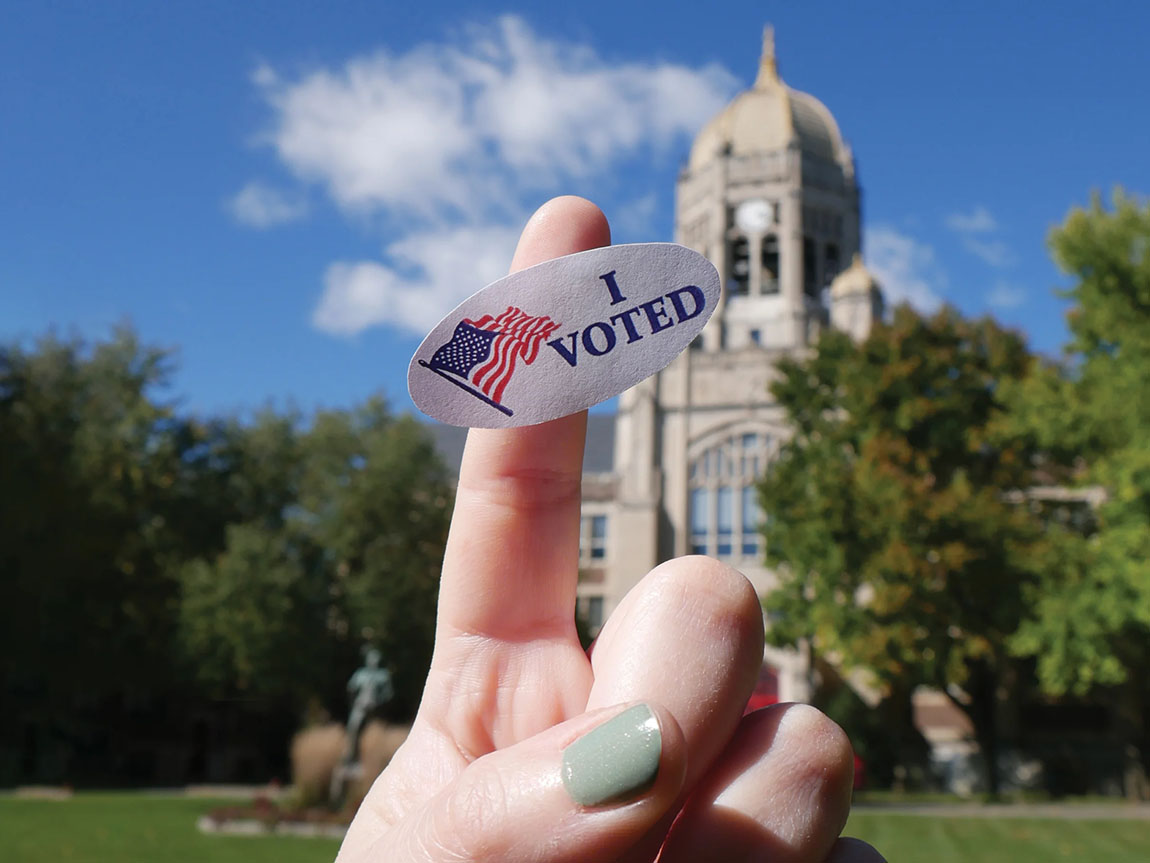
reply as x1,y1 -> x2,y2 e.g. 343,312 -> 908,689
688,27 -> 852,172
830,252 -> 880,299
830,253 -> 884,342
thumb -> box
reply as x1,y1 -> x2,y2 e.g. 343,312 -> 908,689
374,703 -> 686,863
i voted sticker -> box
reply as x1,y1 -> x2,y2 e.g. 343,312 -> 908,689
408,243 -> 720,428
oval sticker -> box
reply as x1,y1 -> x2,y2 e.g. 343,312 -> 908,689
408,243 -> 720,428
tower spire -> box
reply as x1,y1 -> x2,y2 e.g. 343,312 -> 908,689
756,24 -> 779,87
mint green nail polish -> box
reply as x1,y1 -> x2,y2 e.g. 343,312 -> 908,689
562,704 -> 661,807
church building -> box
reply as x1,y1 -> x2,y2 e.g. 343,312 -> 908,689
574,29 -> 883,701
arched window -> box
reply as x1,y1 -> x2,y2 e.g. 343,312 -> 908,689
728,236 -> 750,295
761,235 -> 780,294
688,432 -> 773,561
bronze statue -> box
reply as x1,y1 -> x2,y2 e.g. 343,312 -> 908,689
331,646 -> 393,804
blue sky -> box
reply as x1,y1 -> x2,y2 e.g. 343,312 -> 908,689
2,1 -> 1147,418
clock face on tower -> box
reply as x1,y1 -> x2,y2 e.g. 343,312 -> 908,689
735,198 -> 773,233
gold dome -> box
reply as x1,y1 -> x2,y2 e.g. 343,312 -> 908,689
688,27 -> 851,171
830,253 -> 880,298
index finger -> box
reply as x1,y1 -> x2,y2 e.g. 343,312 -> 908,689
435,196 -> 611,642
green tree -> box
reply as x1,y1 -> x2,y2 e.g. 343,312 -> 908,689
0,326 -> 453,784
177,522 -> 333,700
176,399 -> 452,720
1008,192 -> 1150,797
759,305 -> 1044,795
0,328 -> 196,782
298,400 -> 452,718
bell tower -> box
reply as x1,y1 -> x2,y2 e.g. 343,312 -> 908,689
674,25 -> 862,352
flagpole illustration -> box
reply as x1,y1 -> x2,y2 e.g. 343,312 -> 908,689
418,360 -> 514,416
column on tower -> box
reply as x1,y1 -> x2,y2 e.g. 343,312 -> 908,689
780,182 -> 804,347
705,157 -> 729,351
749,231 -> 764,296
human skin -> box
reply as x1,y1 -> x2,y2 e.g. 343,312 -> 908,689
336,196 -> 886,863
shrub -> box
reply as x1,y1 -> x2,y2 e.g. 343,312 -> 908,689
290,723 -> 346,807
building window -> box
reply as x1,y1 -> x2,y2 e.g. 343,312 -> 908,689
580,514 -> 608,565
717,486 -> 733,556
690,488 -> 709,555
729,236 -> 750,295
761,235 -> 779,294
688,432 -> 774,560
590,515 -> 606,559
749,329 -> 761,346
741,484 -> 763,556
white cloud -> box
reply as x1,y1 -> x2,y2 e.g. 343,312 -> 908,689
986,281 -> 1027,310
228,181 -> 307,228
945,206 -> 997,234
963,237 -> 1015,268
254,15 -> 737,223
257,50 -> 485,219
312,224 -> 521,336
945,205 -> 1015,268
243,16 -> 738,335
251,63 -> 277,88
865,225 -> 946,313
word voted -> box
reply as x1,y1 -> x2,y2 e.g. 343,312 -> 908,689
547,271 -> 707,367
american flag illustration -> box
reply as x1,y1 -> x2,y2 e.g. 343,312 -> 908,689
419,306 -> 561,416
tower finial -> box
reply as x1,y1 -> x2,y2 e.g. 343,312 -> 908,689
756,24 -> 778,86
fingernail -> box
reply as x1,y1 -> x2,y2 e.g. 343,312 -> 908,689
562,704 -> 661,806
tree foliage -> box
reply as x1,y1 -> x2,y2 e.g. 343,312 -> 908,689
1004,192 -> 1150,797
176,402 -> 452,718
1008,193 -> 1150,699
0,332 -> 190,767
0,328 -> 451,783
760,305 -> 1045,793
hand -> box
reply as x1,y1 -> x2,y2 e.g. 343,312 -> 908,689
336,196 -> 885,862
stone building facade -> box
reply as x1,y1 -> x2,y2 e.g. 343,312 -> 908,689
576,30 -> 884,702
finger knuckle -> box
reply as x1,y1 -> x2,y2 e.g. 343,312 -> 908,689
779,702 -> 856,787
651,556 -> 764,637
459,466 -> 582,514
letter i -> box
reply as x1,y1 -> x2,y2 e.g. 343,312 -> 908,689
599,271 -> 627,306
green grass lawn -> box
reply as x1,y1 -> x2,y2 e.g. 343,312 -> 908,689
845,812 -> 1150,863
2,793 -> 1149,862
0,794 -> 340,863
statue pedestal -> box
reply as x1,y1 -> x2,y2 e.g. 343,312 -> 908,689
329,762 -> 364,806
